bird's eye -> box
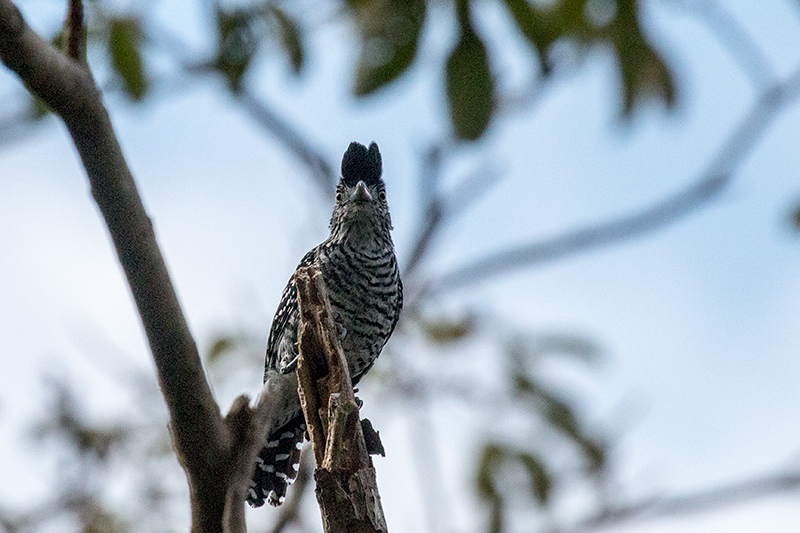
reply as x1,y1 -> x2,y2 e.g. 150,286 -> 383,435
336,191 -> 343,203
379,191 -> 386,202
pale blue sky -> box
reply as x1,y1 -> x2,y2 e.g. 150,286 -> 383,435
1,0 -> 800,531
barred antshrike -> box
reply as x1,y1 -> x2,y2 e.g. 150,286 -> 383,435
247,141 -> 403,507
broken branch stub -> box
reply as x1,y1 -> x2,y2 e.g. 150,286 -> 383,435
294,265 -> 388,533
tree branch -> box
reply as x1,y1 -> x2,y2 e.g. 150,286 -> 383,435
1,0 -> 224,468
0,3 -> 286,531
668,0 -> 776,87
429,64 -> 800,293
142,20 -> 338,197
404,142 -> 502,281
64,0 -> 84,61
546,470 -> 800,533
222,378 -> 290,533
294,265 -> 388,533
235,89 -> 336,197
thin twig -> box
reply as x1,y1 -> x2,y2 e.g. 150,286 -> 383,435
235,89 -> 336,197
404,147 -> 502,279
429,65 -> 800,293
404,143 -> 446,277
140,19 -> 337,197
64,0 -> 83,61
667,0 -> 776,87
545,471 -> 800,533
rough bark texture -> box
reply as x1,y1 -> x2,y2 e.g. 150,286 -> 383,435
295,266 -> 388,533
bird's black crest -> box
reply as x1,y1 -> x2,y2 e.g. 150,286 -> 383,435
341,141 -> 382,186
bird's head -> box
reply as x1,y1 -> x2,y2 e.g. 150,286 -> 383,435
329,141 -> 393,243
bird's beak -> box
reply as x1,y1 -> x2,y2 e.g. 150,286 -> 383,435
351,181 -> 372,203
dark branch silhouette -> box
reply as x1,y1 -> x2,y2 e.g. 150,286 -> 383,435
546,470 -> 800,533
234,89 -> 336,197
428,64 -> 800,294
669,0 -> 776,87
0,2 -> 287,531
64,0 -> 84,60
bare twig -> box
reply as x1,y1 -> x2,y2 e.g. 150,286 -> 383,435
429,65 -> 800,293
141,20 -> 336,197
668,0 -> 776,87
404,144 -> 502,280
295,265 -> 388,533
64,0 -> 83,61
235,89 -> 336,197
546,471 -> 800,533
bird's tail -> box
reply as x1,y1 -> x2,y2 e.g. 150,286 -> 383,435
247,414 -> 306,507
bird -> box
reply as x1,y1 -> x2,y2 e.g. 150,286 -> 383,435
247,141 -> 403,507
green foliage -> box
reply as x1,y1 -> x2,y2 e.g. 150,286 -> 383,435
511,351 -> 606,473
30,94 -> 51,119
447,0 -> 494,140
348,0 -> 426,95
791,203 -> 800,230
611,0 -> 675,114
476,443 -> 552,533
215,8 -> 257,92
11,0 -> 676,140
269,6 -> 305,74
473,333 -> 607,531
501,0 -> 675,116
108,18 -> 147,101
207,335 -> 238,363
418,314 -> 476,343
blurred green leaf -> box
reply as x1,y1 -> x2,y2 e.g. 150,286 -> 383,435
30,94 -> 51,119
447,0 -> 494,140
581,437 -> 606,473
534,333 -> 601,361
419,314 -> 475,343
518,452 -> 551,505
510,349 -> 606,473
82,503 -> 130,533
32,380 -> 128,461
502,0 -> 571,74
215,9 -> 257,92
108,18 -> 147,100
476,443 -> 505,533
476,443 -> 503,501
52,29 -> 65,51
348,0 -> 426,95
545,399 -> 581,442
269,6 -> 304,74
476,443 -> 553,532
500,0 -> 674,116
207,335 -> 237,363
610,0 -> 675,115
791,204 -> 800,230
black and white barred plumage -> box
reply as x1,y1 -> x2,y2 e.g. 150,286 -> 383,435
247,141 -> 403,507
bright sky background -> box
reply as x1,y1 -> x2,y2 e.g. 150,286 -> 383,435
1,0 -> 800,532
